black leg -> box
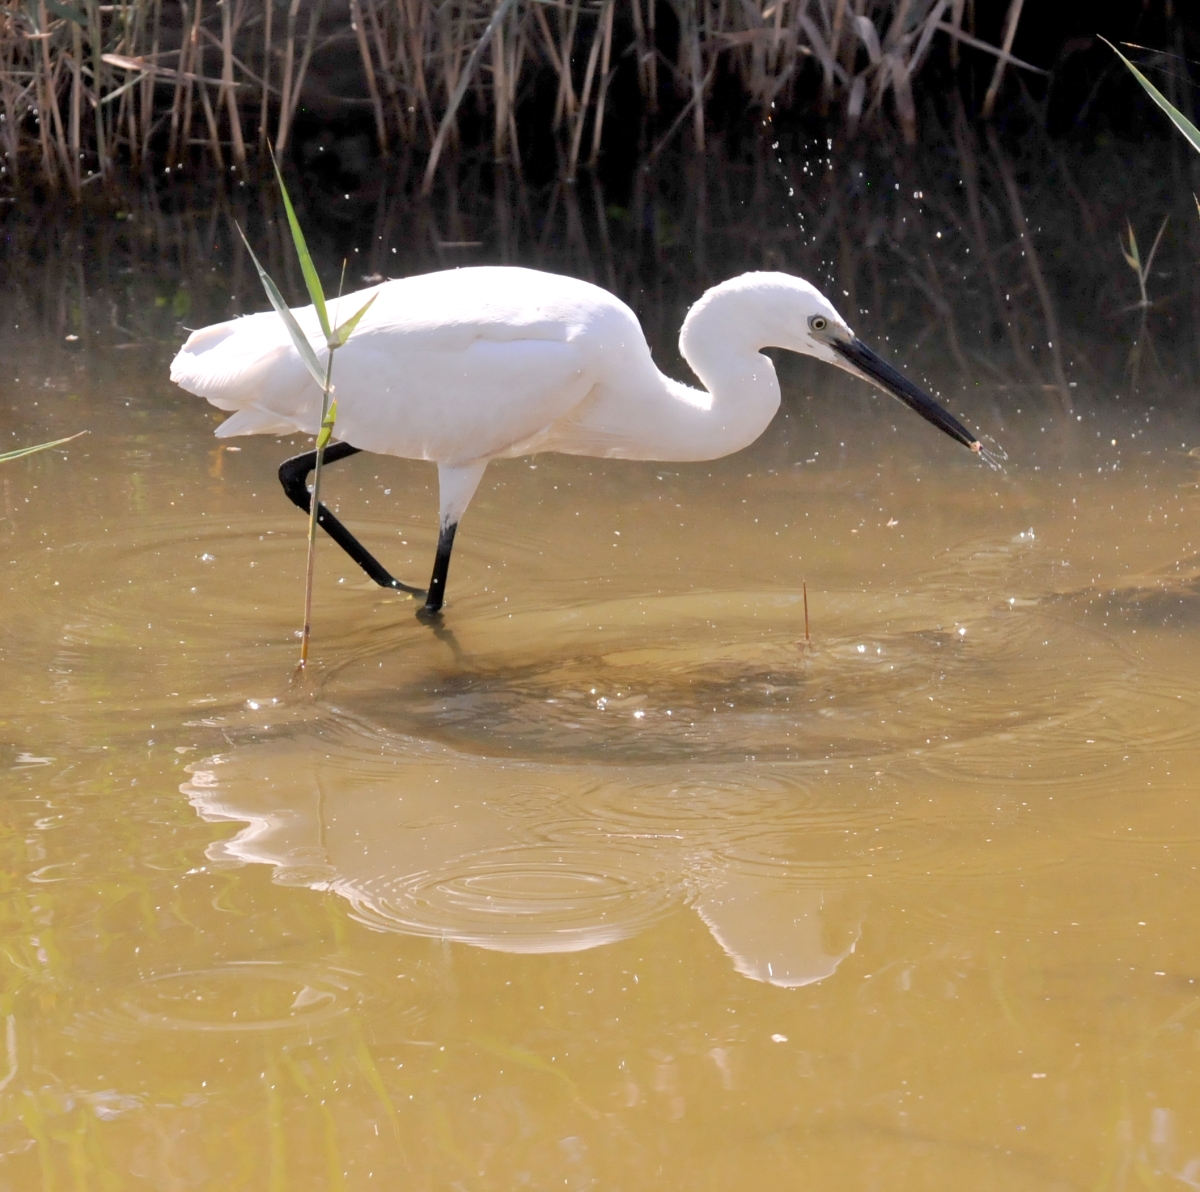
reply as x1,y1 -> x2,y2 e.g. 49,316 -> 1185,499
417,521 -> 457,618
278,443 -> 426,598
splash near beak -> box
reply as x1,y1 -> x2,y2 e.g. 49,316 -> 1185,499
831,337 -> 981,454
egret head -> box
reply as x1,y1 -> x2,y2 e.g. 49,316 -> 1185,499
801,296 -> 982,455
687,273 -> 983,455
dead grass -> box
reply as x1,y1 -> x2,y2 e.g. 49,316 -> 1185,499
0,0 -> 1037,193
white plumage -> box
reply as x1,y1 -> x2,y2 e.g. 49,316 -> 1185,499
171,265 -> 979,613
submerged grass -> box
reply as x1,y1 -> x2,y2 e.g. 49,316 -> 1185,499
0,430 -> 86,463
0,0 -> 1038,193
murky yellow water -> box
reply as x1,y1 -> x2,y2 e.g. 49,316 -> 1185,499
4,268 -> 1200,1187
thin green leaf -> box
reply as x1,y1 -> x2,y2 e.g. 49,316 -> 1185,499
268,146 -> 331,341
0,431 -> 87,464
1143,214 -> 1170,278
333,292 -> 378,347
1103,37 -> 1200,156
316,398 -> 337,451
1120,222 -> 1141,273
235,222 -> 327,391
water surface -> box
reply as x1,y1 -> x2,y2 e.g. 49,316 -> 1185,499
3,137 -> 1200,1188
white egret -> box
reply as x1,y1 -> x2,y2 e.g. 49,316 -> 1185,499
170,266 -> 981,615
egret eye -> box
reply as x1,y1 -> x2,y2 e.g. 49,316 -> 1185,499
809,315 -> 828,332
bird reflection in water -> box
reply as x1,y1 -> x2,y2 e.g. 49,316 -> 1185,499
183,734 -> 860,989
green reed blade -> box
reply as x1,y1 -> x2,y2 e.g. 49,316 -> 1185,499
1104,38 -> 1200,157
316,398 -> 337,451
1120,222 -> 1140,274
299,353 -> 336,670
0,431 -> 87,464
238,164 -> 377,669
269,146 -> 331,342
234,222 -> 327,390
333,292 -> 377,347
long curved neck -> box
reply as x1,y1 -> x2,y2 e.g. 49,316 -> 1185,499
549,280 -> 784,463
669,286 -> 782,459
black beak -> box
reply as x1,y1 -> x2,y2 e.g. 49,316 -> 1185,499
831,337 -> 981,454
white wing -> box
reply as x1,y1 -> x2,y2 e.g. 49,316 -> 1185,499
169,267 -> 648,464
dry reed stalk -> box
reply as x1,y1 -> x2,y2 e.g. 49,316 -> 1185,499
350,0 -> 388,154
186,3 -> 225,170
630,0 -> 649,103
361,0 -> 402,138
167,8 -> 187,162
272,0 -> 322,156
395,0 -> 437,142
890,0 -> 948,144
472,9 -> 491,115
980,0 -> 1023,119
277,0 -> 301,155
588,0 -> 614,166
504,10 -> 526,166
370,0 -> 409,139
276,0 -> 323,154
197,76 -> 224,169
435,0 -> 467,150
826,0 -> 847,99
566,0 -> 610,180
0,90 -> 16,187
403,0 -> 438,141
29,3 -> 49,176
796,9 -> 842,115
178,0 -> 204,165
553,0 -> 580,131
421,0 -> 516,196
0,0 -> 1035,191
444,1 -> 465,145
647,54 -> 717,161
142,0 -> 164,163
678,0 -> 707,150
112,1 -> 136,165
85,0 -> 109,178
882,0 -> 912,52
947,0 -> 963,67
492,12 -> 508,159
646,0 -> 658,109
0,16 -> 27,182
767,0 -> 784,80
531,2 -> 566,117
220,0 -> 247,165
36,0 -> 71,186
69,17 -> 82,192
257,0 -> 272,150
934,21 -> 1045,79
